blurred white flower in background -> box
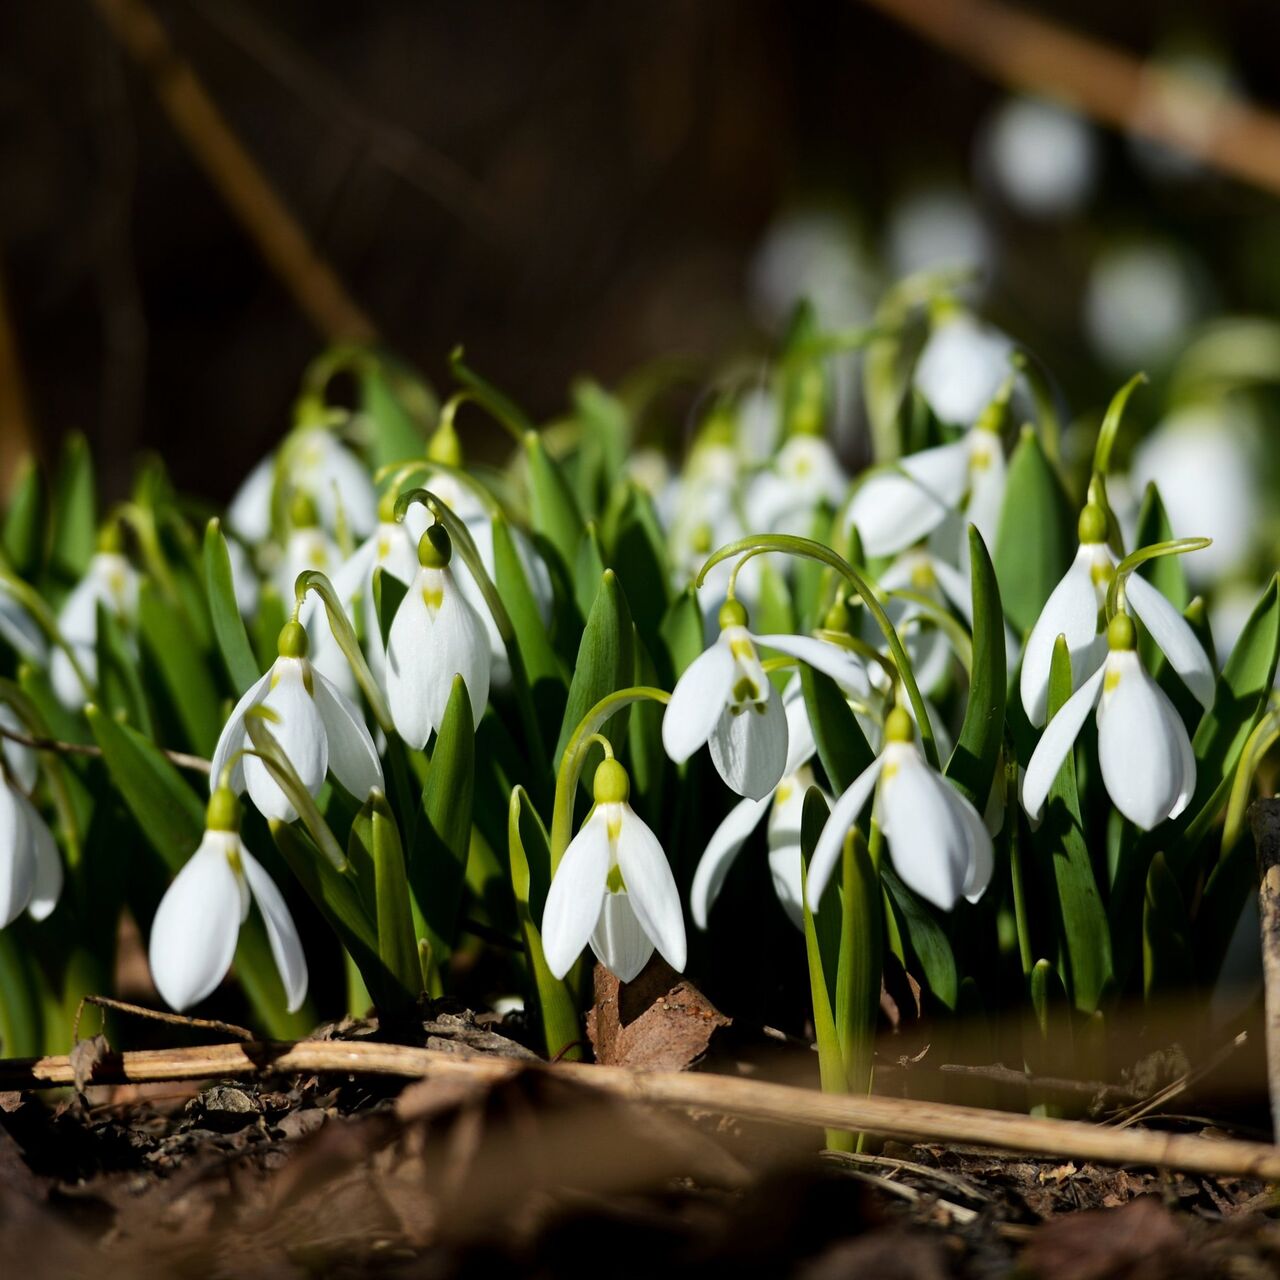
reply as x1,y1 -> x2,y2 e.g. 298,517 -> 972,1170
1084,243 -> 1202,368
886,188 -> 991,282
1131,402 -> 1260,586
914,312 -> 1015,426
981,97 -> 1097,218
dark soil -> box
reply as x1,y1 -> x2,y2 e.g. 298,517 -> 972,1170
2,1004 -> 1278,1279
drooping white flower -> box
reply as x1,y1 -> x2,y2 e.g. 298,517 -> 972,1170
691,680 -> 821,929
0,582 -> 46,666
385,523 -> 491,749
224,533 -> 261,620
1019,504 -> 1215,727
1022,613 -> 1195,831
227,425 -> 377,545
845,418 -> 1006,559
876,548 -> 977,693
744,434 -> 848,535
914,313 -> 1014,428
211,620 -> 383,823
542,758 -> 685,982
1083,242 -> 1199,370
50,544 -> 141,710
0,764 -> 62,927
404,475 -> 552,688
982,96 -> 1097,218
808,705 -> 993,913
148,788 -> 307,1012
0,705 -> 37,793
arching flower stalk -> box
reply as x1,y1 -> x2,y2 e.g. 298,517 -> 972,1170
542,754 -> 685,982
1022,612 -> 1195,831
148,786 -> 307,1012
211,620 -> 383,823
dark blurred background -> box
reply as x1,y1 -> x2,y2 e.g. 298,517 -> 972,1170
4,0 -> 1280,501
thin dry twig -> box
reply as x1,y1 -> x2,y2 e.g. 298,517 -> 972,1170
86,0 -> 377,342
1110,1033 -> 1250,1131
4,1039 -> 1280,1181
72,995 -> 254,1043
0,723 -> 212,774
859,0 -> 1280,200
1253,798 -> 1280,1138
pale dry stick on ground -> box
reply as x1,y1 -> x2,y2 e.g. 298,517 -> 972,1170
1252,798 -> 1280,1138
3,1039 -> 1280,1182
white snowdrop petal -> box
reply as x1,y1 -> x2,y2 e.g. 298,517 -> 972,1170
1162,689 -> 1198,821
615,806 -> 686,972
847,471 -> 952,558
0,706 -> 37,793
56,572 -> 106,645
781,679 -> 818,775
243,660 -> 328,822
240,849 -> 309,1012
316,436 -> 377,536
1097,656 -> 1184,830
881,753 -> 970,911
807,755 -> 884,911
210,668 -> 271,795
708,687 -> 789,800
1021,665 -> 1106,820
311,669 -> 384,802
386,572 -> 437,750
753,633 -> 871,700
50,646 -> 94,712
901,437 -> 974,503
430,573 -> 492,728
690,794 -> 771,929
1020,548 -> 1107,727
541,810 -> 612,980
226,454 -> 275,544
945,778 -> 995,903
661,640 -> 735,764
0,591 -> 46,662
1126,573 -> 1216,710
590,891 -> 654,983
148,835 -> 243,1012
0,784 -> 35,927
930,556 -> 976,623
964,442 -> 1007,550
14,792 -> 62,922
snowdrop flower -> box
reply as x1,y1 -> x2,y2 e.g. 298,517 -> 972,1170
148,787 -> 307,1012
745,434 -> 848,535
1019,505 -> 1215,727
329,492 -> 418,691
1083,243 -> 1200,369
982,97 -> 1097,218
808,705 -> 993,913
663,599 -> 870,799
1131,404 -> 1259,586
224,534 -> 260,620
211,620 -> 383,823
915,314 -> 1015,428
404,475 -> 552,688
691,680 -> 821,929
50,536 -> 141,710
0,763 -> 62,927
1023,613 -> 1195,831
0,583 -> 45,666
542,757 -> 685,982
386,524 -> 490,749
846,412 -> 1007,558
227,426 -> 377,545
877,549 -> 976,693
0,705 -> 36,793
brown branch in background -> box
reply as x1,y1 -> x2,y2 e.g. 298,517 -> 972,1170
859,0 -> 1280,200
0,723 -> 211,774
5,1038 -> 1280,1181
1252,798 -> 1280,1138
86,0 -> 377,343
0,258 -> 35,489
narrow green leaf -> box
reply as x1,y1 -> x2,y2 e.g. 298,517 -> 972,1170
408,675 -> 475,970
1042,637 -> 1112,1013
800,664 -> 874,793
371,791 -> 422,1006
1143,852 -> 1192,999
834,825 -> 882,1102
0,929 -> 42,1057
203,519 -> 260,693
994,427 -> 1075,635
96,601 -> 151,736
554,571 -> 635,780
493,513 -> 567,696
573,522 -> 608,622
2,457 -> 44,578
945,526 -> 1006,808
882,865 -> 958,1010
1134,483 -> 1188,611
251,584 -> 288,675
526,433 -> 586,576
372,564 -> 409,650
508,785 -> 582,1060
658,586 -> 704,684
601,482 -> 670,651
138,582 -> 222,755
51,431 -> 95,581
1027,958 -> 1073,1113
359,355 -> 434,471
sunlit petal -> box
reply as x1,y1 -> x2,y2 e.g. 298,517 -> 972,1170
590,890 -> 654,983
1021,665 -> 1106,820
690,794 -> 771,929
1126,572 -> 1215,710
615,805 -> 686,972
541,809 -> 611,980
708,687 -> 789,799
241,848 -> 309,1012
661,639 -> 735,764
807,754 -> 884,910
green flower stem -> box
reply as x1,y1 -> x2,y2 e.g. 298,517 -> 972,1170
1104,537 -> 1213,621
1092,371 -> 1147,478
1011,349 -> 1061,464
696,535 -> 939,768
374,455 -> 503,518
550,686 -> 671,871
115,501 -> 180,604
294,570 -> 396,735
393,487 -> 550,782
1222,700 -> 1280,857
